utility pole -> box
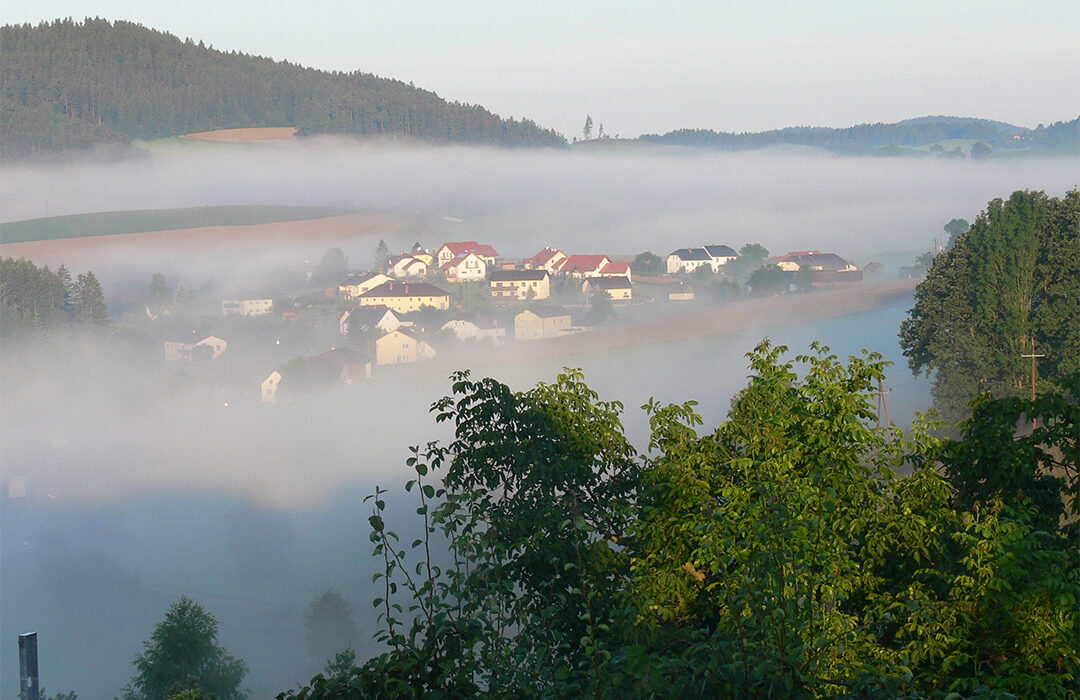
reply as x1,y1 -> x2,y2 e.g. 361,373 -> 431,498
1021,335 -> 1045,429
19,632 -> 39,700
876,379 -> 893,428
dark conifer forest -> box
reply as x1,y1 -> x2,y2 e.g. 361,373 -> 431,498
0,18 -> 568,159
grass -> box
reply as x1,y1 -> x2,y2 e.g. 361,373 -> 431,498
0,205 -> 353,244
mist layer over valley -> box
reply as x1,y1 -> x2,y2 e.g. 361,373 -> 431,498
2,143 -> 1077,697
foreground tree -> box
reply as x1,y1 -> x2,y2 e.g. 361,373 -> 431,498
123,596 -> 248,700
282,345 -> 1077,698
900,189 -> 1080,422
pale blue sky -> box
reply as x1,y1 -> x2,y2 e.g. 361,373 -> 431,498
3,1 -> 1078,137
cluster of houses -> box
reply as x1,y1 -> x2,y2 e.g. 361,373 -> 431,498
169,240 -> 863,404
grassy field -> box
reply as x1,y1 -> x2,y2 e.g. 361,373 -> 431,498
0,205 -> 353,244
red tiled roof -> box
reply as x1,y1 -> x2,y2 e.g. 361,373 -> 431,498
526,247 -> 564,266
599,261 -> 630,275
558,254 -> 610,273
442,241 -> 499,258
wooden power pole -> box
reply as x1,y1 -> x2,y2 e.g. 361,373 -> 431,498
876,379 -> 893,428
1021,335 -> 1045,429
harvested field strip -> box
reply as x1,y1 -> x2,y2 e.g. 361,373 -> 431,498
181,127 -> 298,142
0,205 -> 352,244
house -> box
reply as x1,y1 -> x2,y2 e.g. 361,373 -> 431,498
597,261 -> 632,282
441,312 -> 507,344
339,272 -> 393,300
311,347 -> 369,384
440,252 -> 488,282
389,254 -> 430,278
669,287 -> 695,301
514,306 -> 573,340
358,281 -> 450,313
555,255 -> 611,278
222,298 -> 273,316
164,335 -> 228,362
376,328 -> 437,365
339,305 -> 403,336
583,276 -> 632,301
524,247 -> 568,273
490,269 -> 550,302
262,370 -> 282,403
703,245 -> 738,270
666,248 -> 712,274
437,241 -> 499,266
772,251 -> 862,287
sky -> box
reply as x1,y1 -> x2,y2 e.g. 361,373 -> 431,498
2,1 -> 1078,138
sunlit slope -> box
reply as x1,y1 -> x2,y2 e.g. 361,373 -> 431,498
0,205 -> 352,243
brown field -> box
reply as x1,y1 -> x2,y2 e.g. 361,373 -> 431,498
0,213 -> 407,270
180,127 -> 298,142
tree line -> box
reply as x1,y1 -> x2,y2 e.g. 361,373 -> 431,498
0,257 -> 109,333
901,189 -> 1080,422
0,18 -> 567,159
638,116 -> 1080,154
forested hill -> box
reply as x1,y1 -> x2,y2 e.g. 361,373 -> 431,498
638,115 -> 1080,154
0,18 -> 567,159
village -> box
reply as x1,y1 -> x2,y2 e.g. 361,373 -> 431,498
153,240 -> 868,405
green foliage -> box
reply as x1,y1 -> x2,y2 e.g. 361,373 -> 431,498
637,116 -> 1074,154
123,596 -> 248,700
900,189 -> 1080,422
748,264 -> 787,296
303,590 -> 359,664
631,251 -> 662,276
730,243 -> 770,281
286,343 -> 1078,698
586,289 -> 615,325
0,257 -> 108,334
313,248 -> 349,286
1,19 -> 566,159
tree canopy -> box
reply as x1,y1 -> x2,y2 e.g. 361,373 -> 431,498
900,189 -> 1080,422
281,343 -> 1078,699
0,18 -> 566,159
123,596 -> 248,700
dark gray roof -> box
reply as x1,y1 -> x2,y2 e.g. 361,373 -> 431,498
587,276 -> 632,289
703,245 -> 737,258
361,281 -> 449,298
669,247 -> 711,261
490,269 -> 549,282
797,253 -> 851,271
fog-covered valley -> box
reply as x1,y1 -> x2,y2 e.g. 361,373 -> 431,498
2,143 -> 1078,697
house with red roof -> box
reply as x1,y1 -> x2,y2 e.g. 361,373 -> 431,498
555,254 -> 611,279
597,260 -> 632,282
440,251 -> 488,282
524,247 -> 568,273
437,241 -> 499,267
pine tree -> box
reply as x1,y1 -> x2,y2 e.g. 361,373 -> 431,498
74,271 -> 109,325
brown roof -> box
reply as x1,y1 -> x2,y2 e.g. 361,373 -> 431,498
557,254 -> 610,274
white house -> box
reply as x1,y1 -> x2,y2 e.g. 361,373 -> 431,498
262,370 -> 282,403
441,313 -> 507,344
440,252 -> 488,282
666,248 -> 712,274
376,328 -> 438,365
339,305 -> 403,336
389,254 -> 430,278
339,272 -> 393,300
222,298 -> 273,316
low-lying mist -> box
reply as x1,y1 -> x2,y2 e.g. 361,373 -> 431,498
2,141 -> 1076,697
